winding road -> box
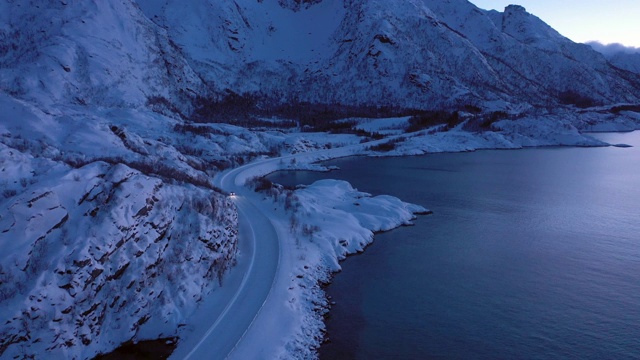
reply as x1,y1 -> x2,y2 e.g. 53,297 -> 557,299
170,160 -> 281,360
172,144 -> 371,359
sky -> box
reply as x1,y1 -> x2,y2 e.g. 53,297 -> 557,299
470,0 -> 640,48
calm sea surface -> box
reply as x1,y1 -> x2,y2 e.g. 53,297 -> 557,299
267,132 -> 640,360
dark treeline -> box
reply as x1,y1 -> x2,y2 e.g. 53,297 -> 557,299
188,91 -> 478,132
558,90 -> 599,108
151,90 -> 640,133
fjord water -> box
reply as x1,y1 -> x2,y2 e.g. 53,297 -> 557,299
268,132 -> 640,359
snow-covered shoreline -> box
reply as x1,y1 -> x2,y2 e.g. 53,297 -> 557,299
2,87 -> 640,359
213,111 -> 640,359
226,178 -> 430,360
201,116 -> 640,359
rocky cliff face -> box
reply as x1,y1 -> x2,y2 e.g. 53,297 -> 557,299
3,0 -> 639,113
431,2 -> 640,105
0,161 -> 238,359
0,0 -> 205,113
0,90 -> 278,358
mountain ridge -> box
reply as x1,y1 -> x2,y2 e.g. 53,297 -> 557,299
131,0 -> 640,114
4,0 -> 638,117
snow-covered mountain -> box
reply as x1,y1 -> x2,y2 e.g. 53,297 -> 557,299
0,0 -> 206,114
587,42 -> 640,76
2,0 -> 639,114
608,52 -> 640,75
135,0 -> 640,110
0,92 -> 280,358
0,157 -> 238,359
1,0 -> 640,358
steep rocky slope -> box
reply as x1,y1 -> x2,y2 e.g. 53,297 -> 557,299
426,2 -> 640,105
0,160 -> 237,359
3,0 -> 639,114
0,0 -> 205,113
137,0 -> 640,110
0,92 -> 279,358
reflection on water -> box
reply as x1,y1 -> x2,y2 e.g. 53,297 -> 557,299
268,132 -> 640,359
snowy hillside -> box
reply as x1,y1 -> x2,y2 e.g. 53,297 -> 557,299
608,52 -> 640,75
0,0 -> 205,113
0,91 -> 276,358
587,42 -> 640,76
137,0 -> 640,110
3,0 -> 639,113
0,161 -> 237,359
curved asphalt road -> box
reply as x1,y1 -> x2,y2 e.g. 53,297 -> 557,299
177,141 -> 376,359
179,163 -> 280,360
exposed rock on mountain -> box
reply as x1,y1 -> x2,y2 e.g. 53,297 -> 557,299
3,0 -> 639,114
0,90 -> 273,358
0,0 -> 205,114
0,161 -> 238,359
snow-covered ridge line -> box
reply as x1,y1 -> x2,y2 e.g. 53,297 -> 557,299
3,0 -> 640,119
133,0 -> 640,111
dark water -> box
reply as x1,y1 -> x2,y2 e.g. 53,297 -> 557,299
267,132 -> 640,360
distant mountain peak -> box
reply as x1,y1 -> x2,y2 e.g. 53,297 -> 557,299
505,4 -> 527,13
